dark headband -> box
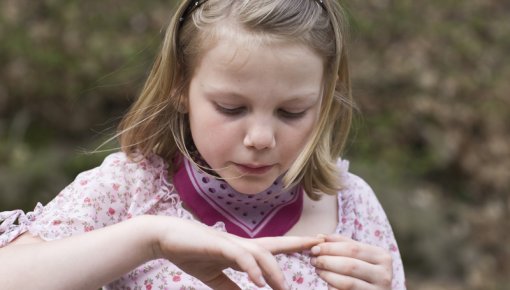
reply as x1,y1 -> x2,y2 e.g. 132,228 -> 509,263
179,0 -> 207,24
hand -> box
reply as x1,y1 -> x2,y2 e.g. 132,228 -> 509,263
310,234 -> 393,290
152,216 -> 323,290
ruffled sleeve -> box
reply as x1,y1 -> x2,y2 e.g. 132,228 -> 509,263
0,206 -> 42,247
0,152 -> 179,246
336,160 -> 407,290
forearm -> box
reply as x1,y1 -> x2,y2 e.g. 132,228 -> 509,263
0,215 -> 160,290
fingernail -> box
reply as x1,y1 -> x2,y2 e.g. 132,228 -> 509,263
316,233 -> 327,239
258,275 -> 266,286
311,245 -> 320,255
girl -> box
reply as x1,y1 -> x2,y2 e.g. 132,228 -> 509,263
0,0 -> 406,289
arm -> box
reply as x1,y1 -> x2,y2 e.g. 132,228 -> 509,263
0,216 -> 156,290
1,215 -> 322,290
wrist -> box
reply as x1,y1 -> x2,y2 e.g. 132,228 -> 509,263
130,215 -> 165,261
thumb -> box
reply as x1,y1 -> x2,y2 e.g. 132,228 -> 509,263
254,236 -> 324,255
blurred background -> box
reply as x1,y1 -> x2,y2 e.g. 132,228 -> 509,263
0,0 -> 508,289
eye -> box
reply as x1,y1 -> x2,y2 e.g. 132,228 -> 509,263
214,103 -> 245,116
278,109 -> 306,120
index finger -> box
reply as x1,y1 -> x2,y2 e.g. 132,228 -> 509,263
253,236 -> 324,255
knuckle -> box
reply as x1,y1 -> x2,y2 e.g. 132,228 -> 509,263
380,274 -> 392,288
348,244 -> 360,257
380,250 -> 393,265
343,263 -> 357,276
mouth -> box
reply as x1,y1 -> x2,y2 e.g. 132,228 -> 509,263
234,163 -> 274,175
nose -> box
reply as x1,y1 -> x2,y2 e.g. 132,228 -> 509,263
243,120 -> 276,150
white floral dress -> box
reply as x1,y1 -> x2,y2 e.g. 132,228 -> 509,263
0,152 -> 406,289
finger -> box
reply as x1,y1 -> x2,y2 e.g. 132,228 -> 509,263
223,245 -> 267,288
311,239 -> 392,265
204,273 -> 242,290
254,236 -> 324,255
325,234 -> 391,260
236,239 -> 288,290
311,255 -> 381,284
315,269 -> 374,290
224,235 -> 289,289
253,248 -> 288,290
324,234 -> 351,243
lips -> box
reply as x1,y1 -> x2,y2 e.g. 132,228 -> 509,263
234,163 -> 273,175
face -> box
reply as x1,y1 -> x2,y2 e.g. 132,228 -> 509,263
187,33 -> 324,194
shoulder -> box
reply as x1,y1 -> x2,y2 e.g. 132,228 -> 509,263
25,152 -> 176,239
334,159 -> 390,238
335,159 -> 379,207
75,152 -> 170,190
50,151 -> 174,219
93,151 -> 168,177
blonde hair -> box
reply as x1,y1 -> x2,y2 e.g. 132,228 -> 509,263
118,0 -> 353,200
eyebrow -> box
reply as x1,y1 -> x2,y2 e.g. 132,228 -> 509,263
203,87 -> 321,104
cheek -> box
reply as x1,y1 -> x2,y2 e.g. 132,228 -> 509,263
189,112 -> 238,160
282,129 -> 311,154
280,116 -> 318,160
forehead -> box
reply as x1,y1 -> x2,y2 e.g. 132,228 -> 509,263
191,22 -> 324,69
191,31 -> 324,102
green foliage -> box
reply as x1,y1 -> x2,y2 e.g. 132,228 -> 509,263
345,1 -> 510,289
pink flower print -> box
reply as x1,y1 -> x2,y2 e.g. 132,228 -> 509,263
52,220 -> 62,225
83,197 -> 91,205
80,179 -> 88,186
374,230 -> 381,237
107,207 -> 116,216
84,225 -> 94,232
172,274 -> 181,282
144,278 -> 153,290
354,219 -> 363,231
390,244 -> 398,252
292,273 -> 304,284
112,183 -> 120,191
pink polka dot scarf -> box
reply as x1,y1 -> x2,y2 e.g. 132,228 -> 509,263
173,156 -> 304,238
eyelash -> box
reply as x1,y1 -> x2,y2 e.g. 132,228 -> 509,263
214,104 -> 306,120
277,109 -> 306,119
214,104 -> 245,116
